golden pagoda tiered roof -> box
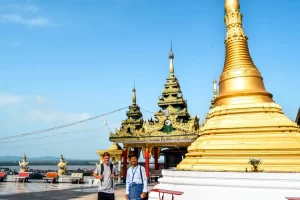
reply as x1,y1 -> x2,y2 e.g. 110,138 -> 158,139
177,0 -> 300,172
109,48 -> 199,147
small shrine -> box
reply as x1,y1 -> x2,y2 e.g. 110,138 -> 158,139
96,142 -> 123,183
109,46 -> 200,181
209,78 -> 218,109
19,153 -> 29,172
57,155 -> 67,176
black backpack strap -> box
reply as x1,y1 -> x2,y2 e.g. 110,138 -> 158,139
100,163 -> 104,175
140,166 -> 148,198
100,163 -> 104,186
110,163 -> 113,174
140,165 -> 143,185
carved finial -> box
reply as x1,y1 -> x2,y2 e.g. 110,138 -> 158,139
169,40 -> 174,59
132,83 -> 136,105
23,153 -> 27,160
169,41 -> 175,76
225,0 -> 240,13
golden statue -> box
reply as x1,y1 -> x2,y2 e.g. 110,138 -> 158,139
19,153 -> 29,172
57,155 -> 67,176
177,0 -> 300,172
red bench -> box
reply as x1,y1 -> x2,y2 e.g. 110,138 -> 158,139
151,188 -> 184,200
0,172 -> 6,182
286,198 -> 300,200
14,172 -> 30,183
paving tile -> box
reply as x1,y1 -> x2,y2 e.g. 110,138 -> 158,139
0,181 -> 156,200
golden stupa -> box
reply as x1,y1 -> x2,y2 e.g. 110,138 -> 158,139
177,0 -> 300,172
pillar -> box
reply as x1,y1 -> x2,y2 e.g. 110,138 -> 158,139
122,147 -> 128,183
118,160 -> 121,183
144,148 -> 150,182
154,148 -> 159,170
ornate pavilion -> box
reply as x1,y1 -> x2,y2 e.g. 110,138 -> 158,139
97,47 -> 200,181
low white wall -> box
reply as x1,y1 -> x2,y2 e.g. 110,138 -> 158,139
149,170 -> 300,200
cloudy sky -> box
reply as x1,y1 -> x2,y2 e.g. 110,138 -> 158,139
0,0 -> 299,160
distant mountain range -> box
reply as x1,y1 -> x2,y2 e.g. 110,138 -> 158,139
0,156 -> 87,162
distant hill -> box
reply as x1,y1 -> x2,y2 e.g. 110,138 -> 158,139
0,156 -> 85,162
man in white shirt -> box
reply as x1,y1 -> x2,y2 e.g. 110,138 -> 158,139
126,154 -> 148,200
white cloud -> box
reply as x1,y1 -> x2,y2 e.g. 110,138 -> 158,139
0,93 -> 91,124
8,41 -> 21,48
26,109 -> 92,123
0,94 -> 49,106
0,3 -> 55,27
0,14 -> 51,26
5,4 -> 41,13
0,94 -> 21,106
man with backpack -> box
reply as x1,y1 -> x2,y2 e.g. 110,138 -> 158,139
126,154 -> 148,200
93,152 -> 118,200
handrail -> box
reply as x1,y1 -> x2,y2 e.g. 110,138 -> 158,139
151,188 -> 184,200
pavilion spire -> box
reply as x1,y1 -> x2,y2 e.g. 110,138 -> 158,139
169,41 -> 174,77
132,82 -> 136,106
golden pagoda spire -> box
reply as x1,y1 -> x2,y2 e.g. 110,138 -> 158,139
215,0 -> 273,106
169,41 -> 174,76
132,82 -> 136,106
176,0 -> 300,172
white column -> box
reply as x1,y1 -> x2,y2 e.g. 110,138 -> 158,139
118,160 -> 121,183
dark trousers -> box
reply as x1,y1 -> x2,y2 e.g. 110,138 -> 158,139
98,192 -> 115,200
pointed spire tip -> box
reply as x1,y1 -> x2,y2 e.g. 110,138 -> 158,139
169,39 -> 174,59
225,0 -> 240,13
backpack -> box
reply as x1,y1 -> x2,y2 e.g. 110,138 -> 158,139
100,163 -> 113,175
100,163 -> 114,186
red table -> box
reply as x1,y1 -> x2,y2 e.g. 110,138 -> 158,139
286,198 -> 300,200
150,188 -> 184,200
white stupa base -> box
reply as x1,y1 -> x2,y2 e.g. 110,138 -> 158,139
149,170 -> 300,200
